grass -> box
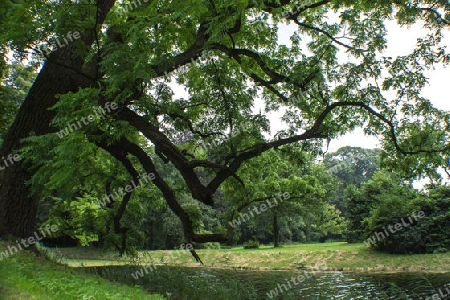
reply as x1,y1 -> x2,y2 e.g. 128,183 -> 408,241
0,241 -> 166,300
47,242 -> 450,273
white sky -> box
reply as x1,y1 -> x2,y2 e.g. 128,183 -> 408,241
275,20 -> 450,153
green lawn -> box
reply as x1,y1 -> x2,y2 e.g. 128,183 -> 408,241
44,242 -> 450,273
0,241 -> 166,300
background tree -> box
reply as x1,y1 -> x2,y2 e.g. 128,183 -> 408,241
317,204 -> 347,242
363,185 -> 450,254
345,170 -> 416,242
0,62 -> 35,144
323,147 -> 381,215
223,149 -> 336,247
324,147 -> 381,187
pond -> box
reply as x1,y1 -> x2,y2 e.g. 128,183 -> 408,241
86,266 -> 450,299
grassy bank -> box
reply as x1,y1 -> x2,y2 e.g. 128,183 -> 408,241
0,241 -> 165,300
50,242 -> 450,273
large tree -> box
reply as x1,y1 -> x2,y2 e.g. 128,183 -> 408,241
1,0 -> 449,251
0,0 -> 117,237
322,146 -> 381,215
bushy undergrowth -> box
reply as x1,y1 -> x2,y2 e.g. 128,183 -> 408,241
194,242 -> 221,249
364,186 -> 450,254
243,239 -> 260,249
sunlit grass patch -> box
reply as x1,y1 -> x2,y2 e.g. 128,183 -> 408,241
34,242 -> 450,273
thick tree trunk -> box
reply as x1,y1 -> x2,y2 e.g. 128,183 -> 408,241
273,213 -> 280,248
0,0 -> 116,238
0,59 -> 89,238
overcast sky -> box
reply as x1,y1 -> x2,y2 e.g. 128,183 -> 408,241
275,20 -> 449,153
275,19 -> 449,187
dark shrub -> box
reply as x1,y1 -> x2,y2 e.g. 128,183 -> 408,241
243,239 -> 260,249
364,186 -> 450,254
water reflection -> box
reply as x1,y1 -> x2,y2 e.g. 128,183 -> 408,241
261,271 -> 450,299
88,265 -> 450,299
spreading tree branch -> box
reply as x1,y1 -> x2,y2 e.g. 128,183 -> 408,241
288,20 -> 354,50
285,0 -> 331,18
419,7 -> 450,25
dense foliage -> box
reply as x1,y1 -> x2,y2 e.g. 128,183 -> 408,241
0,0 -> 449,257
0,62 -> 34,143
363,185 -> 450,254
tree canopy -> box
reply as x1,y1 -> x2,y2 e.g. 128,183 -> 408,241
0,0 -> 449,254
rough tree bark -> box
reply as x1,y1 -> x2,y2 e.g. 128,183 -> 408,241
0,0 -> 116,238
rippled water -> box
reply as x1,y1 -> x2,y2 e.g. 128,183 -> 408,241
244,270 -> 450,299
89,266 -> 450,299
234,270 -> 450,299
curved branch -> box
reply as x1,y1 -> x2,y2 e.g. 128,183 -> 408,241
116,107 -> 214,205
340,102 -> 450,155
91,132 -> 230,245
419,7 -> 450,25
211,43 -> 317,90
208,101 -> 450,193
152,9 -> 244,78
90,132 -> 199,239
94,136 -> 140,255
290,20 -> 354,50
188,159 -> 245,186
152,24 -> 209,77
285,0 -> 331,18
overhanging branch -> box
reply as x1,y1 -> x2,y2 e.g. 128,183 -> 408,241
211,43 -> 317,90
207,101 -> 450,194
285,0 -> 331,18
289,20 -> 354,50
419,7 -> 450,25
